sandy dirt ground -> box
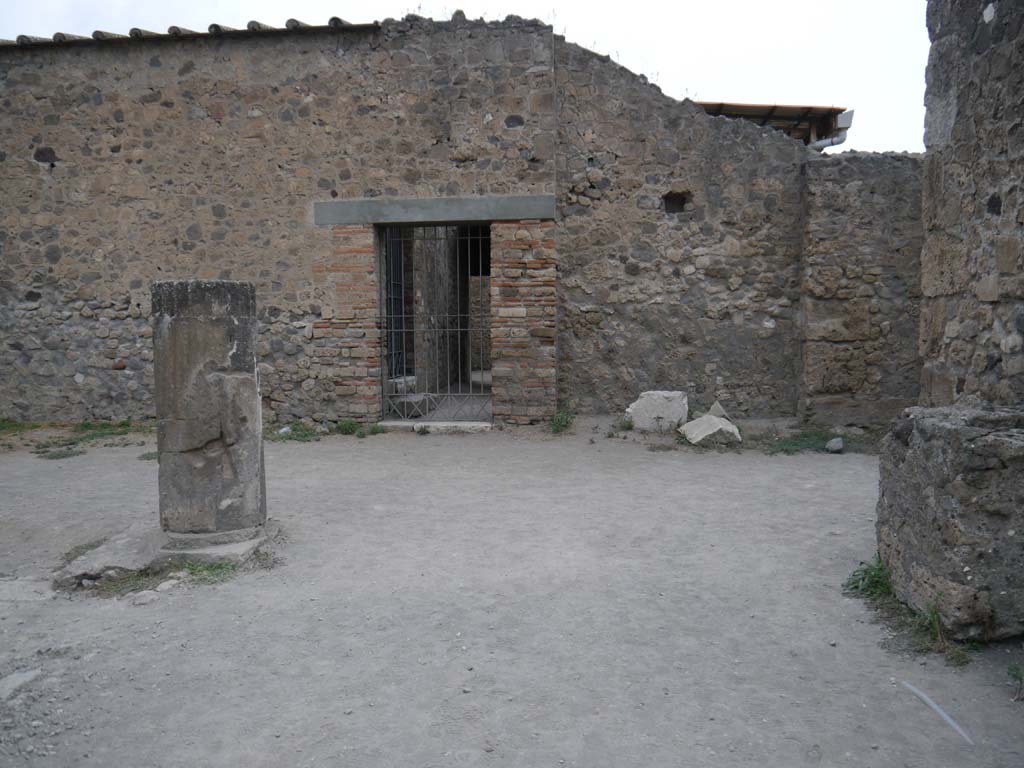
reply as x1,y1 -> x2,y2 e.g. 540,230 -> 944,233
1,419 -> 1022,767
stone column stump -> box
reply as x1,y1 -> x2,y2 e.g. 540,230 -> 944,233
152,280 -> 267,552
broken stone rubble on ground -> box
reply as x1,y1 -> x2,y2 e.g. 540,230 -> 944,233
624,391 -> 688,433
678,413 -> 742,446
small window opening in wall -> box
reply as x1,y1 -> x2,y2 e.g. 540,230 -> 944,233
663,191 -> 692,214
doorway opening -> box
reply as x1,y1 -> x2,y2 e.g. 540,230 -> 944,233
379,224 -> 492,421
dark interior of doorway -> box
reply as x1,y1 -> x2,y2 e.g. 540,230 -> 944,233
379,224 -> 492,421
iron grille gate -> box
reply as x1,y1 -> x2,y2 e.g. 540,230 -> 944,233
378,224 -> 492,422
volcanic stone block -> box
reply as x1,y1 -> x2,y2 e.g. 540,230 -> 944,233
152,280 -> 267,538
877,403 -> 1024,640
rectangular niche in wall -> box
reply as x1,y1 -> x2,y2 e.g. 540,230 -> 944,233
663,191 -> 693,214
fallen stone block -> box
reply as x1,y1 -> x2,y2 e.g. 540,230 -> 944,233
708,400 -> 729,419
679,414 -> 741,445
625,391 -> 688,433
877,403 -> 1024,640
825,437 -> 844,453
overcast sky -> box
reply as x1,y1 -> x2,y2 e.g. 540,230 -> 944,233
1,1 -> 929,153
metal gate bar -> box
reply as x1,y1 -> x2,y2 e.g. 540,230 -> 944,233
378,223 -> 491,422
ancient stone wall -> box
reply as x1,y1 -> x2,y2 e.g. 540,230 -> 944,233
0,17 -> 556,423
919,0 -> 1024,405
876,1 -> 1024,641
800,152 -> 924,426
554,41 -> 808,418
0,16 -> 926,426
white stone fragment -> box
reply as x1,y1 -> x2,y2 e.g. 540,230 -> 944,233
625,391 -> 688,433
678,414 -> 741,445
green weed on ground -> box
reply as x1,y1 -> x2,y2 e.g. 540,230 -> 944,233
38,447 -> 88,460
264,421 -> 320,442
84,560 -> 240,596
606,417 -> 634,439
183,561 -> 238,584
72,419 -> 135,439
335,419 -> 360,435
550,408 -> 575,434
32,419 -> 150,459
845,553 -> 978,667
92,570 -> 166,596
845,553 -> 893,599
0,418 -> 39,436
765,429 -> 834,455
138,451 -> 159,461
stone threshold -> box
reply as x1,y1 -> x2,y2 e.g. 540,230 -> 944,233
378,421 -> 492,434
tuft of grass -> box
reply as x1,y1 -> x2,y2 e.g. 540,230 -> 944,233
1009,662 -> 1023,702
0,418 -> 39,435
73,419 -> 133,438
335,419 -> 360,435
844,554 -> 893,600
91,570 -> 165,596
765,429 -> 834,455
550,407 -> 575,434
354,423 -> 387,439
606,417 -> 634,439
77,559 -> 239,597
37,447 -> 87,460
845,554 -> 977,666
415,425 -> 430,436
910,603 -> 976,666
32,419 -> 149,458
137,451 -> 159,461
264,421 -> 319,442
183,561 -> 238,583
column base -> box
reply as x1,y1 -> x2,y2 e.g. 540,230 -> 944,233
152,523 -> 275,569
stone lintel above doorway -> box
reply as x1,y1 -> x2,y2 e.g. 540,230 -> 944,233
313,194 -> 556,226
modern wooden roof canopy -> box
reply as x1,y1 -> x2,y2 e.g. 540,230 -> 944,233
696,102 -> 848,144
